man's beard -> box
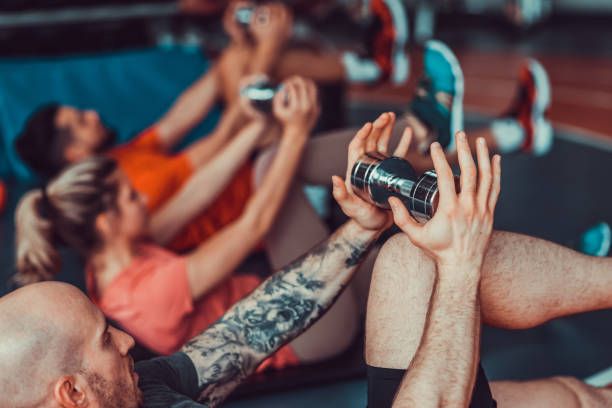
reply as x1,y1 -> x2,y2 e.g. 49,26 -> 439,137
84,370 -> 143,408
94,127 -> 119,154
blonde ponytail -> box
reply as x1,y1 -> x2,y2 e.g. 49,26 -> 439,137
14,190 -> 61,285
13,156 -> 120,286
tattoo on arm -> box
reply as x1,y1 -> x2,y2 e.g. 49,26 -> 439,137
181,224 -> 374,406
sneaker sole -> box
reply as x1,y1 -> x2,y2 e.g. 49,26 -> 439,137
425,39 -> 464,152
593,222 -> 612,257
528,58 -> 553,156
383,0 -> 410,84
529,58 -> 551,118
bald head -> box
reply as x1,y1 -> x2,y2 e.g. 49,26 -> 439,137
0,282 -> 94,408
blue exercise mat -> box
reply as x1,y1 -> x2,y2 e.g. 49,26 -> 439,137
0,46 -> 221,180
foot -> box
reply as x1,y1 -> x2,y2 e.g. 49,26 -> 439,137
505,58 -> 553,156
408,39 -> 464,151
368,0 -> 410,85
580,222 -> 611,257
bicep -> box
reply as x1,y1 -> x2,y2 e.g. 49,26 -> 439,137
491,377 -> 611,407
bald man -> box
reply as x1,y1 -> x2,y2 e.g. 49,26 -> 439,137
0,218 -> 379,407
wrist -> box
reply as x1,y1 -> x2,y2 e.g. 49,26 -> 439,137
344,219 -> 382,245
436,261 -> 482,285
282,124 -> 310,140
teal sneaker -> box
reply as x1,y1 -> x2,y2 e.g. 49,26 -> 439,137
580,222 -> 611,257
409,39 -> 464,151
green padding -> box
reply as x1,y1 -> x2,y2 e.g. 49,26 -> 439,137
0,46 -> 221,180
225,379 -> 366,408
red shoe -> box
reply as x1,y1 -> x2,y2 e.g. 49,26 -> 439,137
505,58 -> 553,156
369,0 -> 409,85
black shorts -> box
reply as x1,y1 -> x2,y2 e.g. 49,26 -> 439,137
367,362 -> 497,408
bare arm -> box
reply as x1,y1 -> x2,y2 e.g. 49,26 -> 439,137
492,377 -> 612,408
388,133 -> 502,407
181,220 -> 380,406
149,119 -> 267,246
247,4 -> 293,76
154,65 -> 221,150
182,123 -> 307,300
182,76 -> 319,300
183,102 -> 249,168
393,265 -> 482,407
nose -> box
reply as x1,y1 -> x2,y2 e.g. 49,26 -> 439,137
112,327 -> 136,356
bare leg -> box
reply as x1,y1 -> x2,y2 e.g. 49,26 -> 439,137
490,378 -> 612,407
274,48 -> 347,83
365,233 -> 436,369
367,230 -> 612,370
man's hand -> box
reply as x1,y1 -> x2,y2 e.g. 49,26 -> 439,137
273,76 -> 320,135
237,74 -> 271,121
389,132 -> 501,272
223,1 -> 254,45
250,3 -> 293,49
332,112 -> 413,232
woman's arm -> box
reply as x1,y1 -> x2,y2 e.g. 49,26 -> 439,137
183,76 -> 319,301
149,119 -> 267,246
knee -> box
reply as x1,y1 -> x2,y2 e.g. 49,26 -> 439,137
373,233 -> 434,282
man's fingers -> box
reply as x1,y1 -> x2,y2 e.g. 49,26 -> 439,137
332,175 -> 362,215
272,85 -> 287,113
388,197 -> 422,239
292,77 -> 308,109
430,142 -> 457,206
332,175 -> 349,202
456,132 -> 477,196
365,113 -> 389,152
392,127 -> 413,158
488,155 -> 502,212
306,79 -> 318,106
475,138 -> 493,210
377,112 -> 396,153
347,122 -> 373,171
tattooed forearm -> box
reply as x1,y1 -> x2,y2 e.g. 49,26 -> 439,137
181,220 -> 379,407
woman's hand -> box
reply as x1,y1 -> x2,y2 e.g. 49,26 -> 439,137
272,76 -> 320,137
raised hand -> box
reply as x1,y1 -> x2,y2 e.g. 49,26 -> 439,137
250,2 -> 293,49
332,112 -> 413,231
223,0 -> 254,45
272,76 -> 320,135
389,132 -> 501,271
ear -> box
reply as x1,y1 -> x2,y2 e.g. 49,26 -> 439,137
95,212 -> 111,238
53,375 -> 88,407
